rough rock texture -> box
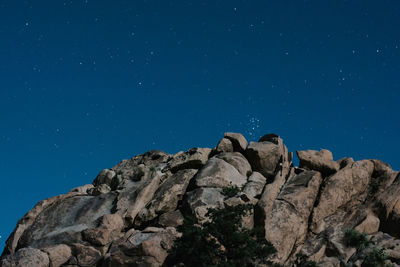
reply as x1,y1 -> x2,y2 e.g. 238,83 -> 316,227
297,149 -> 339,176
1,248 -> 49,267
243,171 -> 266,198
2,132 -> 399,267
224,132 -> 248,153
43,244 -> 72,267
265,171 -> 322,263
214,137 -> 234,153
311,160 -> 374,233
195,157 -> 247,188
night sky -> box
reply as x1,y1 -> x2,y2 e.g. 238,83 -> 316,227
1,0 -> 399,247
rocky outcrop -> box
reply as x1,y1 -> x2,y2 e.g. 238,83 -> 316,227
1,132 -> 399,267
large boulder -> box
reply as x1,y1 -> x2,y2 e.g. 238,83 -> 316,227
354,211 -> 380,234
376,171 -> 400,237
17,192 -> 117,249
215,152 -> 252,177
245,135 -> 289,178
242,171 -> 267,198
214,137 -> 234,153
134,169 -> 197,226
256,157 -> 294,223
186,187 -> 225,223
265,171 -> 322,263
311,160 -> 374,233
93,169 -> 116,186
71,243 -> 102,267
296,149 -> 339,176
1,248 -> 49,267
224,132 -> 248,153
107,227 -> 180,266
195,158 -> 247,188
115,167 -> 167,225
43,244 -> 72,267
166,147 -> 211,173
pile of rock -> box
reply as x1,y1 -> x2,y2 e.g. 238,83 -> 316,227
1,133 -> 399,266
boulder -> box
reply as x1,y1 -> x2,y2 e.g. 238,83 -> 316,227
112,228 -> 180,265
224,132 -> 248,153
354,212 -> 380,234
93,169 -> 116,186
103,253 -> 159,267
243,171 -> 267,198
258,133 -> 281,144
195,158 -> 247,188
115,170 -> 164,225
245,141 -> 285,178
311,160 -> 374,233
296,149 -> 339,176
265,171 -> 322,263
1,248 -> 49,267
337,157 -> 354,169
134,169 -> 197,225
43,244 -> 72,267
215,152 -> 252,177
82,228 -> 114,246
167,148 -> 211,173
2,192 -> 82,255
158,210 -> 184,227
99,214 -> 125,231
186,188 -> 225,223
71,243 -> 102,267
257,164 -> 295,222
17,192 -> 117,249
87,183 -> 111,196
214,137 -> 234,153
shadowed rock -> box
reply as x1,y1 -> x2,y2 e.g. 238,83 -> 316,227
167,147 -> 211,173
224,132 -> 248,153
215,137 -> 234,153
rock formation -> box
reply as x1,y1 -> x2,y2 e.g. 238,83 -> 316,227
1,132 -> 400,266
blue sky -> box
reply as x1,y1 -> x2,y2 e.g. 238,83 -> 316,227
1,0 -> 399,248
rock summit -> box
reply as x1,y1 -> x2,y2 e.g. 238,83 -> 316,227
1,133 -> 400,266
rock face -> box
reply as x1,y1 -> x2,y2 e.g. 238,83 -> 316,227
1,132 -> 400,267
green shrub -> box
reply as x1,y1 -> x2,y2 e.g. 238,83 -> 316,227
361,247 -> 388,267
168,204 -> 276,266
343,229 -> 392,267
343,229 -> 370,250
222,185 -> 241,198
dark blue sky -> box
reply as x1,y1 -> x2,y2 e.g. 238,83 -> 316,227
0,0 -> 399,247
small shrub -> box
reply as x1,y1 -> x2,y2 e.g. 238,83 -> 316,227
296,252 -> 318,267
361,247 -> 388,267
343,229 -> 370,250
222,185 -> 241,198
